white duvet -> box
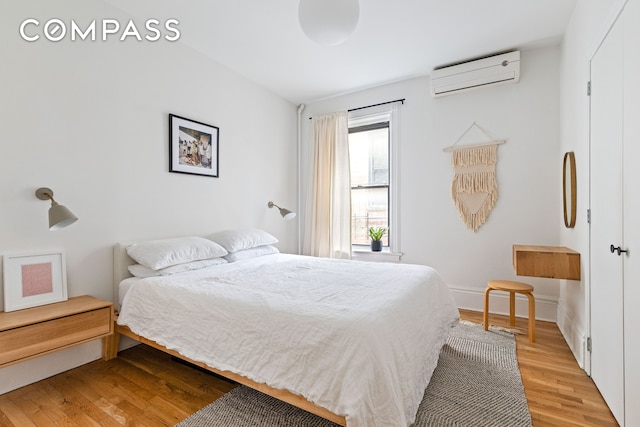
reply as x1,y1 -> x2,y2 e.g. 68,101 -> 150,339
117,254 -> 459,426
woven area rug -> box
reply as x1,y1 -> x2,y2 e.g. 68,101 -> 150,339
175,321 -> 532,427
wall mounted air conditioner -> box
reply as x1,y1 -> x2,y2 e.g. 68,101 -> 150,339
430,51 -> 520,98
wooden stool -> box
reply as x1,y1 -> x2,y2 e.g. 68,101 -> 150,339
484,280 -> 536,342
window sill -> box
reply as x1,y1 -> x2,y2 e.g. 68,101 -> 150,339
352,248 -> 402,263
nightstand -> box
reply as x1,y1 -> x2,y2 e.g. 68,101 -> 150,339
0,295 -> 114,368
512,245 -> 581,280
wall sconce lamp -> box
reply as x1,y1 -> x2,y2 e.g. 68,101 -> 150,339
268,201 -> 296,220
35,187 -> 78,230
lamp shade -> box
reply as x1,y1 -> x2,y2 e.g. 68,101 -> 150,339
279,208 -> 297,220
35,187 -> 78,231
49,201 -> 78,231
268,201 -> 296,220
298,0 -> 359,45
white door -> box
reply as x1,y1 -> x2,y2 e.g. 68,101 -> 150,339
589,15 -> 625,426
623,0 -> 640,424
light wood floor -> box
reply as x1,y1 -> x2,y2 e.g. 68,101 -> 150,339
463,309 -> 617,427
0,310 -> 618,426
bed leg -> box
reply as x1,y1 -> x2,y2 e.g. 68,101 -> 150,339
102,329 -> 121,361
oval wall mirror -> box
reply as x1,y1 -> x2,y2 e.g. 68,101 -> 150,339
563,151 -> 577,228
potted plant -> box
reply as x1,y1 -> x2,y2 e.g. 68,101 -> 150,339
368,226 -> 387,252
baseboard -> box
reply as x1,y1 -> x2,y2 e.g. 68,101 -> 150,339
556,304 -> 586,370
119,335 -> 141,352
450,285 -> 557,322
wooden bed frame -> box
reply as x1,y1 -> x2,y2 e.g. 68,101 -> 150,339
103,242 -> 346,426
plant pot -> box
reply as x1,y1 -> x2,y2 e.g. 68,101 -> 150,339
371,240 -> 382,252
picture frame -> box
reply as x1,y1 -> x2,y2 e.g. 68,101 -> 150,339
2,250 -> 68,312
169,114 -> 219,177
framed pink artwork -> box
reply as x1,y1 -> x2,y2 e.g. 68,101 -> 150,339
2,250 -> 68,312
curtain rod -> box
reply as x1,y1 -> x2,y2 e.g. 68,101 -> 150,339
308,98 -> 405,120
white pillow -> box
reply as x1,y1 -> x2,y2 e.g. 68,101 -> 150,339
224,245 -> 279,262
128,258 -> 228,278
207,228 -> 278,253
126,236 -> 228,270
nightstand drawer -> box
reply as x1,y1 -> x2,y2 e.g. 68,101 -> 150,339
0,296 -> 113,367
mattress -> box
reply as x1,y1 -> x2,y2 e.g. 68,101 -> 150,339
117,253 -> 459,426
118,277 -> 139,308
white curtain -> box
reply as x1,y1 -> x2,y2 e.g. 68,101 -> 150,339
302,111 -> 352,259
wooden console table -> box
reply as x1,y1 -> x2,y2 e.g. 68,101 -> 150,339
512,245 -> 581,280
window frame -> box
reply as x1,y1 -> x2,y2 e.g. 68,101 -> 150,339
349,121 -> 390,248
348,104 -> 401,260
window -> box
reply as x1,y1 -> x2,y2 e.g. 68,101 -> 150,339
348,104 -> 399,256
349,122 -> 390,246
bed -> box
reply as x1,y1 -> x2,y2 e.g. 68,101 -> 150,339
105,230 -> 459,427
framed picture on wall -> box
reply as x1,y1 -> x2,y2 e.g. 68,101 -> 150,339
2,250 -> 68,312
169,114 -> 219,177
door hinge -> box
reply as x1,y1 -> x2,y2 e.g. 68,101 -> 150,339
587,336 -> 592,352
587,209 -> 591,224
587,81 -> 591,96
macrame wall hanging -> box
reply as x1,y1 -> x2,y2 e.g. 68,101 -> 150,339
443,122 -> 505,232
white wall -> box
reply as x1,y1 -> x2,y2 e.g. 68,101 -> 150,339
558,0 -> 620,369
1,0 -> 619,395
0,0 -> 297,393
301,47 -> 562,321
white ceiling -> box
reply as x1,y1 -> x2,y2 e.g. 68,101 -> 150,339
103,0 -> 577,104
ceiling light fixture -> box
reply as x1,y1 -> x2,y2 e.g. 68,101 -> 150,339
298,0 -> 359,46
